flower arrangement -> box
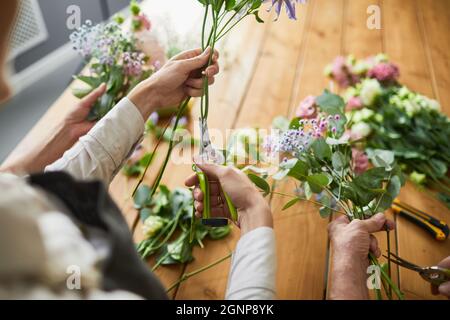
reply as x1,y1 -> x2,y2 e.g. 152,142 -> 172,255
257,90 -> 406,299
326,54 -> 450,207
70,2 -> 154,120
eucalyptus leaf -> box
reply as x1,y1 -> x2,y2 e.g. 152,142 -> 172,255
282,198 -> 300,211
315,90 -> 345,115
247,173 -> 270,196
311,138 -> 332,161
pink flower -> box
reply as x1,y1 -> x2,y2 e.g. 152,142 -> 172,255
296,95 -> 317,119
352,148 -> 369,174
368,62 -> 399,83
330,56 -> 360,88
137,14 -> 151,31
346,96 -> 363,111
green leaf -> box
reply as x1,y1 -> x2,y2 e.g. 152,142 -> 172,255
367,149 -> 395,169
272,116 -> 290,131
306,174 -> 331,193
75,75 -> 101,88
225,0 -> 236,10
331,151 -> 346,171
247,173 -> 270,196
208,225 -> 231,239
133,185 -> 152,209
72,86 -> 93,99
315,90 -> 345,115
304,182 -> 312,200
287,159 -> 309,181
318,194 -> 332,218
387,175 -> 401,199
282,198 -> 300,211
139,208 -> 152,222
311,138 -> 332,161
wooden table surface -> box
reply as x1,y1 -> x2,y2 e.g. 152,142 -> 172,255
5,0 -> 449,300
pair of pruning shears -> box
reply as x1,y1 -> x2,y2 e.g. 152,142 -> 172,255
384,253 -> 450,286
193,118 -> 238,227
392,199 -> 449,241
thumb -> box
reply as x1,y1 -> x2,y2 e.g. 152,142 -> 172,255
360,213 -> 387,233
193,154 -> 226,180
181,47 -> 211,72
79,83 -> 106,108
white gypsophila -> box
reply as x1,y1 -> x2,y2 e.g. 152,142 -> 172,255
360,78 -> 382,105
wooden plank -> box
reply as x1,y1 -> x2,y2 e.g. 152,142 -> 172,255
417,0 -> 450,113
263,0 -> 344,300
175,3 -> 312,299
382,0 -> 450,300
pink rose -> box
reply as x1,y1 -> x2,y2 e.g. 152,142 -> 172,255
368,62 -> 399,83
137,14 -> 151,31
330,56 -> 360,88
346,96 -> 363,111
352,148 -> 369,174
296,95 -> 318,119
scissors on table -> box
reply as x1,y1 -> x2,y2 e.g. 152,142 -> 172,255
193,118 -> 238,227
384,252 -> 450,286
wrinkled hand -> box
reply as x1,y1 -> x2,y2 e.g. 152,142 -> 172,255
431,256 -> 450,299
128,47 -> 219,119
64,83 -> 106,142
328,213 -> 395,261
327,213 -> 395,300
184,156 -> 273,235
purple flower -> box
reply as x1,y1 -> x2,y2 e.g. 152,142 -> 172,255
367,62 -> 400,83
265,0 -> 307,21
148,112 -> 159,126
123,51 -> 146,76
171,116 -> 188,128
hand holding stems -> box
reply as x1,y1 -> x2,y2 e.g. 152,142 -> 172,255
185,156 -> 273,235
327,213 -> 395,300
0,83 -> 107,174
431,256 -> 450,299
128,47 -> 219,120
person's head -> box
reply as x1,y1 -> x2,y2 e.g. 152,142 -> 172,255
0,0 -> 19,104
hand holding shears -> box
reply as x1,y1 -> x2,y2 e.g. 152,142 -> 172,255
192,118 -> 238,227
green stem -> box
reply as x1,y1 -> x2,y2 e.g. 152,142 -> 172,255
132,119 -> 172,197
166,252 -> 232,293
149,98 -> 191,200
201,4 -> 209,51
268,190 -> 348,215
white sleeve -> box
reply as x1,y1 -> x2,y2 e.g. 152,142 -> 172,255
45,98 -> 145,185
225,227 -> 276,300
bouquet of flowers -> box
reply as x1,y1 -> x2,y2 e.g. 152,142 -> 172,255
326,54 -> 450,207
70,2 -> 154,120
257,90 -> 405,299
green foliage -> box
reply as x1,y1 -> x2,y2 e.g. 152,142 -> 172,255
135,185 -> 231,265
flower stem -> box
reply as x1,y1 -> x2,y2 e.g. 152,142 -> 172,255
166,252 -> 232,294
149,98 -> 191,200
